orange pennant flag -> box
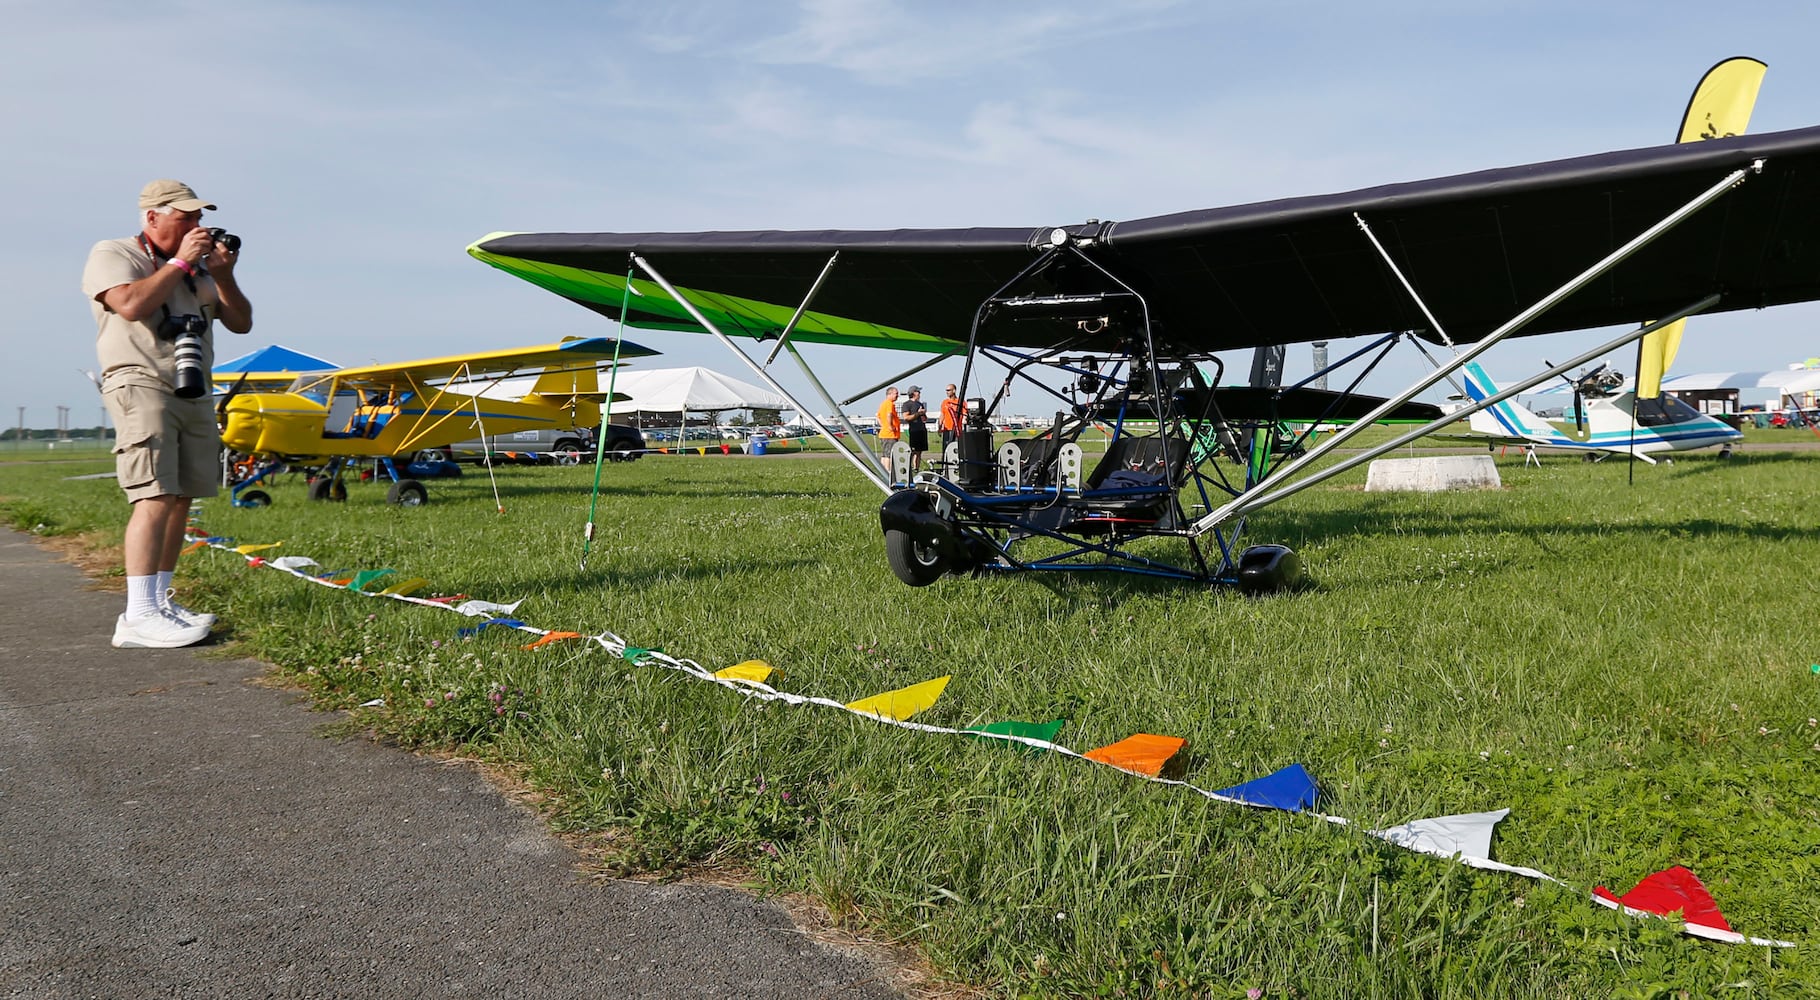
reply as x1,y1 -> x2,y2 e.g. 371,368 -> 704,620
181,539 -> 209,555
522,631 -> 584,650
1083,733 -> 1186,777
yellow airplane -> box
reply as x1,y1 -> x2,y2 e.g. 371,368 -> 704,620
218,336 -> 656,507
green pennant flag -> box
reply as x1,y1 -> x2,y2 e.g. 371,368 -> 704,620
622,645 -> 664,664
965,719 -> 1066,752
348,569 -> 396,591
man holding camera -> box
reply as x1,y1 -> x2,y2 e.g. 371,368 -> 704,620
83,179 -> 251,648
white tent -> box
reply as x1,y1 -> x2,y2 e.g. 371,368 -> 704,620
602,367 -> 791,415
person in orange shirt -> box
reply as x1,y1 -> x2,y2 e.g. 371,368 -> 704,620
938,383 -> 964,453
876,386 -> 902,479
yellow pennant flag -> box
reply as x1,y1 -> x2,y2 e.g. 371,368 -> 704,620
846,675 -> 951,721
1638,57 -> 1766,398
715,660 -> 776,684
377,578 -> 431,596
233,542 -> 284,555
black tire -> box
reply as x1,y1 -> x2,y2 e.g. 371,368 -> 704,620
884,528 -> 946,586
307,477 -> 347,502
238,489 -> 272,508
550,438 -> 583,466
607,439 -> 639,463
413,449 -> 451,464
386,480 -> 429,506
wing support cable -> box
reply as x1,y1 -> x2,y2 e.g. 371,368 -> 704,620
840,349 -> 966,407
630,254 -> 893,493
1187,160 -> 1758,536
1202,293 -> 1717,533
764,251 -> 839,367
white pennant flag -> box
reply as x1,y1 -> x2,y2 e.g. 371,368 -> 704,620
453,598 -> 524,618
1370,808 -> 1509,861
270,556 -> 320,571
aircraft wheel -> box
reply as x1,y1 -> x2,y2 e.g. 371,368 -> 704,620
386,480 -> 429,506
884,528 -> 947,586
1719,446 -> 1734,459
1581,453 -> 1597,463
307,477 -> 347,502
1235,544 -> 1302,595
238,489 -> 272,508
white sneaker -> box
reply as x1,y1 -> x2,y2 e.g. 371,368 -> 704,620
163,589 -> 217,628
112,609 -> 211,649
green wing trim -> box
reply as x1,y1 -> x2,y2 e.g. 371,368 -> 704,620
468,238 -> 961,355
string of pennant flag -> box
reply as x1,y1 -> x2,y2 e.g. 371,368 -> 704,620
184,512 -> 1798,949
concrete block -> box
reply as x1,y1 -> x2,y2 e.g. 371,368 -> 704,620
1364,455 -> 1502,493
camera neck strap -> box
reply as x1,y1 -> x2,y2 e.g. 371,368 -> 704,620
137,232 -> 210,326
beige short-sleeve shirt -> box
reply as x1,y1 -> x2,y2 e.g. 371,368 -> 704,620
82,236 -> 222,385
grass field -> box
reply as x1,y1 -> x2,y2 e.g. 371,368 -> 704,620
5,446 -> 1819,998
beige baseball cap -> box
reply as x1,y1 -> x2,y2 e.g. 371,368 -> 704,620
139,179 -> 216,212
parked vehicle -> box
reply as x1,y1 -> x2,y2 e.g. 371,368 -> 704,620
426,424 -> 645,465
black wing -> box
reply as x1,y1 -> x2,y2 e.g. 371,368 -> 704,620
472,125 -> 1820,353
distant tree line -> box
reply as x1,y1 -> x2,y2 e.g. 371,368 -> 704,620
1,427 -> 111,442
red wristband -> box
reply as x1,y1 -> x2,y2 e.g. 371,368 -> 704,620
167,257 -> 194,276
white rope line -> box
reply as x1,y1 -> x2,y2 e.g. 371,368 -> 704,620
185,517 -> 1796,948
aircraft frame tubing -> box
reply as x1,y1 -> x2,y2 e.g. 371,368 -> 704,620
1185,160 -> 1758,537
629,252 -> 894,492
900,476 -> 1228,583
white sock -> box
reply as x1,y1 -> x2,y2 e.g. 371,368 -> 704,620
156,570 -> 175,607
127,575 -> 161,621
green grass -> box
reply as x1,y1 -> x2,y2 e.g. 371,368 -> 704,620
5,450 -> 1819,997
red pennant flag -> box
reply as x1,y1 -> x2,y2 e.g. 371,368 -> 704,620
1594,866 -> 1733,933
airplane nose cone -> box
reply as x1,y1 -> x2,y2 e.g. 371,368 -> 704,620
221,398 -> 261,453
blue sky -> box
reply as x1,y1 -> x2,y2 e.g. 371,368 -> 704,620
9,1 -> 1820,428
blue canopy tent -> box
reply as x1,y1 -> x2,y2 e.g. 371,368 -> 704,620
213,344 -> 339,374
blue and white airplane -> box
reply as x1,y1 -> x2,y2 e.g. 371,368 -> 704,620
1460,361 -> 1740,463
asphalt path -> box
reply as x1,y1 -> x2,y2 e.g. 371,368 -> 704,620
0,528 -> 905,999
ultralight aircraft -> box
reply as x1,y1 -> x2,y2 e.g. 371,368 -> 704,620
1458,361 -> 1741,463
217,336 -> 655,508
466,77 -> 1820,590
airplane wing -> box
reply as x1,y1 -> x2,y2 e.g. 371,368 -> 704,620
324,336 -> 658,392
470,125 -> 1820,353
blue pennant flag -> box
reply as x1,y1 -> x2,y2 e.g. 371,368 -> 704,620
1214,763 -> 1319,812
458,617 -> 526,638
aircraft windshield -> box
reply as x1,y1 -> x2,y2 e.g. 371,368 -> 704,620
1633,394 -> 1704,427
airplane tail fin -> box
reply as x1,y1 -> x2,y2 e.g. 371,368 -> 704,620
523,365 -> 603,428
1460,363 -> 1576,445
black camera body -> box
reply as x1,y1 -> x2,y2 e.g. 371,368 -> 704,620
206,227 -> 241,253
159,313 -> 210,399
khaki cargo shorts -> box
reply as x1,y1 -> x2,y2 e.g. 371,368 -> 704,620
101,369 -> 221,502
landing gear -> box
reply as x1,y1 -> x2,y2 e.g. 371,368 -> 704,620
308,476 -> 347,502
386,479 -> 428,506
1234,544 -> 1303,595
885,528 -> 947,586
237,489 -> 272,508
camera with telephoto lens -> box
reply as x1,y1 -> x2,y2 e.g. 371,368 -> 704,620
159,313 -> 210,399
205,227 -> 241,253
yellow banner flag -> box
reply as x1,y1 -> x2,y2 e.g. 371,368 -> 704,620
233,542 -> 284,555
377,577 -> 430,596
715,660 -> 776,684
846,675 -> 951,721
1639,57 -> 1765,398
